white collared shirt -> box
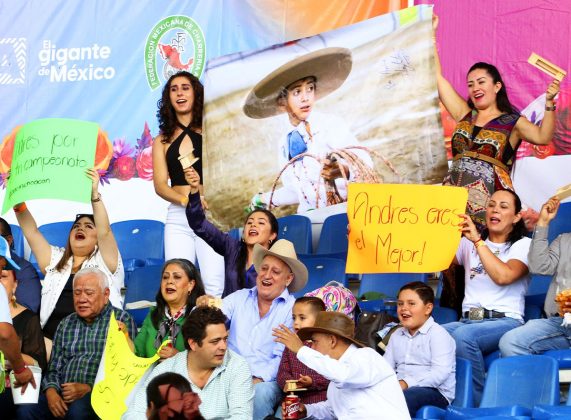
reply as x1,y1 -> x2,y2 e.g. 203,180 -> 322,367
383,317 -> 456,402
298,344 -> 410,420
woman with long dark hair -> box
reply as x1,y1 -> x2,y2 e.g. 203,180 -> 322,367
442,189 -> 531,405
135,259 -> 205,359
434,15 -> 560,228
14,169 -> 123,343
184,169 -> 278,297
152,71 -> 224,296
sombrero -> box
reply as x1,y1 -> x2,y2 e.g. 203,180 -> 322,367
253,239 -> 308,292
243,47 -> 353,119
298,311 -> 364,348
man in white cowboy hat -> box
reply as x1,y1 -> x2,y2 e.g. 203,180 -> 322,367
197,238 -> 308,419
274,311 -> 410,420
244,47 -> 373,213
0,236 -> 37,394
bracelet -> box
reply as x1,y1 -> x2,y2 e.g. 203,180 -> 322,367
545,105 -> 556,111
13,203 -> 27,214
474,239 -> 486,249
91,193 -> 101,202
13,365 -> 27,375
180,196 -> 189,207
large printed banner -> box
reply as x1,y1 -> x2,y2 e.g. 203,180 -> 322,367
203,5 -> 447,228
0,0 -> 406,226
346,184 -> 467,273
1,119 -> 99,213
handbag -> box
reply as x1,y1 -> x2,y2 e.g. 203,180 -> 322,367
354,311 -> 399,354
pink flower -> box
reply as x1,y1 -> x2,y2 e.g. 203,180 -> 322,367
112,138 -> 135,159
136,146 -> 154,181
112,155 -> 136,181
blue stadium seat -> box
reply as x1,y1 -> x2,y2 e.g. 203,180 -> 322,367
294,256 -> 347,297
111,220 -> 165,271
30,221 -> 74,263
432,307 -> 458,324
228,228 -> 241,241
416,358 -> 473,418
124,264 -> 163,327
9,223 -> 25,257
547,202 -> 571,243
277,215 -> 312,255
315,213 -> 348,259
526,274 -> 552,312
358,273 -> 428,299
441,355 -> 559,418
531,350 -> 571,418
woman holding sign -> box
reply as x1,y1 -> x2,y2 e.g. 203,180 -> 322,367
433,14 -> 560,228
13,168 -> 123,345
442,189 -> 530,405
153,71 -> 224,297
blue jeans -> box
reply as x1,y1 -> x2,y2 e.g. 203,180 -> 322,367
499,317 -> 571,356
16,392 -> 97,420
404,386 -> 449,418
253,381 -> 283,420
443,317 -> 521,406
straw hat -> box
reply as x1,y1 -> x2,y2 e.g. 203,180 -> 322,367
298,311 -> 364,348
253,239 -> 308,293
243,47 -> 353,119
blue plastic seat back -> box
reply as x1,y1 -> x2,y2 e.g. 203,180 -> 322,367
30,221 -> 74,263
111,220 -> 165,261
432,307 -> 459,325
453,358 -> 473,408
9,223 -> 25,256
124,264 -> 163,327
294,256 -> 347,297
480,355 -> 559,409
525,274 -> 551,309
548,202 -> 571,243
358,273 -> 427,299
316,213 -> 348,257
277,215 -> 312,255
543,349 -> 571,372
228,228 -> 241,241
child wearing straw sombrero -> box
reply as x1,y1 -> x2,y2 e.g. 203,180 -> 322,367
243,47 -> 373,213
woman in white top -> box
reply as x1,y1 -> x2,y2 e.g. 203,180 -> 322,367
442,189 -> 531,406
14,169 -> 123,342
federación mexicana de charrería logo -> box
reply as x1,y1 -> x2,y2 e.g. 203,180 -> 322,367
144,15 -> 206,90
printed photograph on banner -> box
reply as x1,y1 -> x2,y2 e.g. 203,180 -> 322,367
203,5 -> 447,229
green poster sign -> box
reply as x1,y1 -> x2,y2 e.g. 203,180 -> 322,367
2,118 -> 99,214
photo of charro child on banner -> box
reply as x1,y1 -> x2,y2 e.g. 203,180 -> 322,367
202,7 -> 448,229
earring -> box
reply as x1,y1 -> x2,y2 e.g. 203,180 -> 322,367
10,294 -> 17,309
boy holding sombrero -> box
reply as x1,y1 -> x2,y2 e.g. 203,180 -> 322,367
243,47 -> 372,213
273,311 -> 410,419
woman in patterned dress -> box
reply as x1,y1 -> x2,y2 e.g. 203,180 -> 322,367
433,14 -> 560,228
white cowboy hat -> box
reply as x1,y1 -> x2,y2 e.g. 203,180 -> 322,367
253,239 -> 308,292
243,47 -> 353,119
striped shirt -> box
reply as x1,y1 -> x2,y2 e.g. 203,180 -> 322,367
123,350 -> 254,419
42,303 -> 135,392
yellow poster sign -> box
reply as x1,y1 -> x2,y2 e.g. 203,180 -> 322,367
346,184 -> 468,273
91,313 -> 160,420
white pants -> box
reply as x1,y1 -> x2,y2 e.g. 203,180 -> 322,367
165,204 -> 225,297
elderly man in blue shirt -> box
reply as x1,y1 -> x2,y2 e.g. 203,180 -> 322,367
198,239 -> 308,419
